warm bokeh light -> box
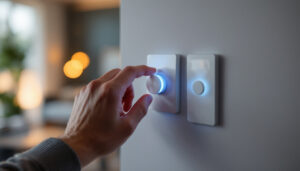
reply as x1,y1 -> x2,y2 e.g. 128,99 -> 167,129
71,51 -> 90,69
17,70 -> 43,110
63,60 -> 83,79
0,70 -> 14,93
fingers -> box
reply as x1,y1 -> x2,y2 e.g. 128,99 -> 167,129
111,65 -> 156,93
96,68 -> 121,83
84,68 -> 121,93
123,94 -> 153,130
122,84 -> 134,112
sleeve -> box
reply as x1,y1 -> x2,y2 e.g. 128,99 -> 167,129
0,138 -> 81,171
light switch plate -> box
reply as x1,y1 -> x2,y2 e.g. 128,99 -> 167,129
147,54 -> 180,113
187,54 -> 218,126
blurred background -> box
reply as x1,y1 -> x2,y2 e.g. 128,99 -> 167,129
0,0 -> 120,170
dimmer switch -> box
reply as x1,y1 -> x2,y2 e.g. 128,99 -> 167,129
187,54 -> 218,126
146,73 -> 167,94
146,55 -> 180,113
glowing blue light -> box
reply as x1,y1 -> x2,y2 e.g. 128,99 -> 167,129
155,74 -> 167,94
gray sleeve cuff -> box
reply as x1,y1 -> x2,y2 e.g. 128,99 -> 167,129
16,138 -> 81,171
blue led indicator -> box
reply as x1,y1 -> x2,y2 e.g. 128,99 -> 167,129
155,74 -> 167,94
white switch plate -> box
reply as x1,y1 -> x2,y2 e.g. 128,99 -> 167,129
147,55 -> 180,113
187,54 -> 218,126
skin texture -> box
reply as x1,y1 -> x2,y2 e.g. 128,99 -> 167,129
60,65 -> 156,167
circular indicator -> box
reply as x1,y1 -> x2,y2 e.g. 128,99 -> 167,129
146,74 -> 167,94
193,81 -> 205,95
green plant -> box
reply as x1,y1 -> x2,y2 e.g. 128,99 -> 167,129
0,93 -> 21,117
0,32 -> 26,76
0,32 -> 27,118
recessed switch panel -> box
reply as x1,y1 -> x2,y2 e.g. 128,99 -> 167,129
187,55 -> 217,126
146,55 -> 180,114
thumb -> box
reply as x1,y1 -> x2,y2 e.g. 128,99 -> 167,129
125,94 -> 153,127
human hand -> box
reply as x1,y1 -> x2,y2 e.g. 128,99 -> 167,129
60,65 -> 156,167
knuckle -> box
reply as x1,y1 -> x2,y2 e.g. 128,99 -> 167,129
101,83 -> 111,92
101,82 -> 116,96
96,80 -> 103,86
87,80 -> 97,90
140,65 -> 148,69
124,66 -> 134,73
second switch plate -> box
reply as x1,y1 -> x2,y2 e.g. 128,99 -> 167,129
147,54 -> 180,114
187,54 -> 218,126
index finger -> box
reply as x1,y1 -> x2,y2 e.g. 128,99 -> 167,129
111,65 -> 156,92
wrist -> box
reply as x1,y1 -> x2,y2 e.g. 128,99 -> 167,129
60,135 -> 98,167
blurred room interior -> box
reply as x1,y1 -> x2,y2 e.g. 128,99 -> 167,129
0,0 -> 120,170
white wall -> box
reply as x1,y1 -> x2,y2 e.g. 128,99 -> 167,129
120,0 -> 300,170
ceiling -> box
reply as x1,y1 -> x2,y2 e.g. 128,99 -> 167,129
11,0 -> 119,11
54,0 -> 120,11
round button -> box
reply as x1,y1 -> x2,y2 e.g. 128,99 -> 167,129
146,74 -> 167,94
193,81 -> 204,95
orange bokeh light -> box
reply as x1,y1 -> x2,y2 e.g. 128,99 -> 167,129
71,51 -> 90,69
63,60 -> 83,79
17,70 -> 43,110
